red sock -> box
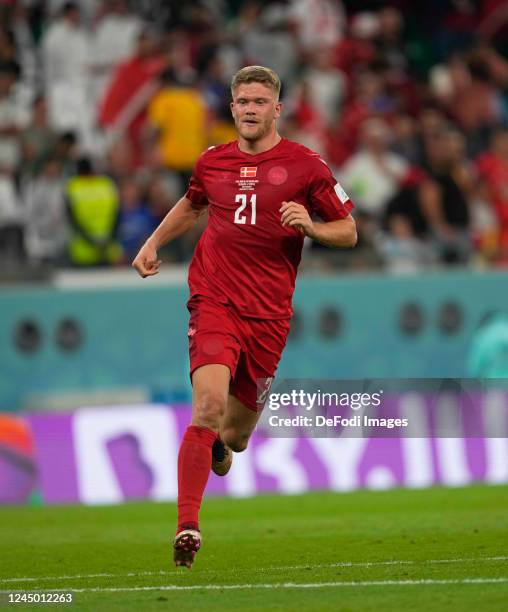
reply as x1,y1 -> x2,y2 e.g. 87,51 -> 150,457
177,425 -> 218,532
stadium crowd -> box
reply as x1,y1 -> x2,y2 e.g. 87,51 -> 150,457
0,0 -> 508,275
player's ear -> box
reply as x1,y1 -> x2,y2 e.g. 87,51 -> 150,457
230,101 -> 235,117
274,101 -> 282,119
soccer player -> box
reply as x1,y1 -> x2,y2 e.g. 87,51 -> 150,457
132,65 -> 357,568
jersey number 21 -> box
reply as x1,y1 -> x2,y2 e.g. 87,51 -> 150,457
234,194 -> 257,225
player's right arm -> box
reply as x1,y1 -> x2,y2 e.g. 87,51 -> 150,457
132,196 -> 205,278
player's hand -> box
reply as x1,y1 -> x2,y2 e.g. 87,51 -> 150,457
280,201 -> 314,236
131,240 -> 162,278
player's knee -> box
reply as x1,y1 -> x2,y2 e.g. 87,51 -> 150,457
192,390 -> 226,429
222,429 -> 249,452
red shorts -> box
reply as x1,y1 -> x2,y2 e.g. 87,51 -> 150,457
187,295 -> 290,412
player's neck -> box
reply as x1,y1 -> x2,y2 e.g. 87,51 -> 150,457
237,131 -> 282,156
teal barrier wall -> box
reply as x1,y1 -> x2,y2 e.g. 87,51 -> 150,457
1,271 -> 507,411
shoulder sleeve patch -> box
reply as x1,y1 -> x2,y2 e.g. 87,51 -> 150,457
334,182 -> 350,204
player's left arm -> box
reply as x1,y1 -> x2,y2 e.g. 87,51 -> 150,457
280,202 -> 357,248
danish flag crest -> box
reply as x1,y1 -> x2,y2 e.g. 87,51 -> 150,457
240,167 -> 257,178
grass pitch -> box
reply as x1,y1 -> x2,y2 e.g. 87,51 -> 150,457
0,485 -> 507,611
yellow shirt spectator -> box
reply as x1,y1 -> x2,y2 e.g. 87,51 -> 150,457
208,119 -> 237,146
148,85 -> 207,172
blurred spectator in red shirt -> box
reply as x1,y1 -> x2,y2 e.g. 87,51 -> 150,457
327,67 -> 397,166
89,0 -> 143,107
477,127 -> 508,262
98,27 -> 166,168
431,47 -> 506,155
335,12 -> 377,78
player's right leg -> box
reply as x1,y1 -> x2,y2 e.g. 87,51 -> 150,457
174,363 -> 230,568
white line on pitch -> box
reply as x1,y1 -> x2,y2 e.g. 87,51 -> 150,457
1,556 -> 507,584
1,577 -> 508,593
283,556 -> 508,571
0,571 -> 170,584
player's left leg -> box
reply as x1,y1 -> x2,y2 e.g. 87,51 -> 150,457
221,394 -> 261,452
214,315 -> 290,461
209,394 -> 260,477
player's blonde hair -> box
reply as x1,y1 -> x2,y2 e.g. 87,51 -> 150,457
231,66 -> 281,99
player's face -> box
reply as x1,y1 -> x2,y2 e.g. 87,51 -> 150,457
231,83 -> 281,142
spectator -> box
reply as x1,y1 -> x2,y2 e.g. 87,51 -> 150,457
238,2 -> 297,84
477,127 -> 508,263
23,157 -> 67,263
390,113 -> 420,164
106,135 -> 134,181
9,4 -> 37,90
0,28 -> 20,69
46,0 -> 98,23
374,7 -> 409,83
327,67 -> 396,167
435,0 -> 478,59
117,177 -> 157,262
144,172 -> 176,220
207,103 -> 237,147
52,132 -> 79,179
288,0 -> 345,53
433,49 -> 505,155
142,171 -> 205,263
469,180 -> 498,264
199,53 -> 229,115
146,70 -> 207,191
311,210 -> 383,272
339,117 -> 409,219
302,45 -> 346,128
19,96 -> 58,178
89,0 -> 143,106
198,54 -> 237,145
424,128 -> 472,263
41,2 -> 92,145
0,167 -> 24,269
0,62 -> 29,173
384,168 -> 438,239
334,12 -> 378,78
377,213 -> 437,274
287,81 -> 327,156
65,157 -> 122,266
98,27 -> 166,168
417,107 -> 446,163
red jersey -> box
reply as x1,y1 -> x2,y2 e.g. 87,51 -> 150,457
477,153 -> 508,223
185,138 -> 354,319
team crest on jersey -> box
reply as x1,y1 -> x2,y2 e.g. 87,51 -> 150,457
240,167 -> 257,178
268,166 -> 288,185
